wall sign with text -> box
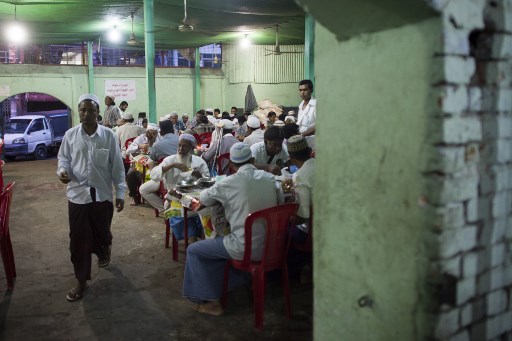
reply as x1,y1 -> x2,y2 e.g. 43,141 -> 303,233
105,80 -> 136,101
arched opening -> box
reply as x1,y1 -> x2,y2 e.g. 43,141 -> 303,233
0,92 -> 71,161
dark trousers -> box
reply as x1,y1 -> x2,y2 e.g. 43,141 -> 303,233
68,200 -> 114,281
126,168 -> 142,198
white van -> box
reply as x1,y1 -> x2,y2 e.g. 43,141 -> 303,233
4,115 -> 55,160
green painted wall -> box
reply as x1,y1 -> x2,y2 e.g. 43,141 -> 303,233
0,65 -> 298,124
314,17 -> 439,340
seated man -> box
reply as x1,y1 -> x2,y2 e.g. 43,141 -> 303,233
250,125 -> 290,175
282,135 -> 314,243
148,134 -> 209,239
182,143 -> 284,316
242,115 -> 264,146
201,119 -> 238,173
125,123 -> 159,205
130,120 -> 178,206
116,112 -> 145,166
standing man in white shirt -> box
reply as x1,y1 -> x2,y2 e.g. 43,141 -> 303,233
103,95 -> 121,128
57,93 -> 126,302
297,79 -> 316,149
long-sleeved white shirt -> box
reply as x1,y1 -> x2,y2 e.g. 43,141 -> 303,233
243,128 -> 264,146
116,123 -> 146,158
200,164 -> 284,260
57,124 -> 126,204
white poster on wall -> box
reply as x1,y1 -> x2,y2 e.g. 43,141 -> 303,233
105,80 -> 136,101
0,85 -> 10,97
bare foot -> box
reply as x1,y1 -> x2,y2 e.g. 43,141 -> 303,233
195,300 -> 224,316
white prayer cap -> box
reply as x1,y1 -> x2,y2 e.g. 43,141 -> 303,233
147,123 -> 159,131
274,120 -> 285,127
164,113 -> 172,120
179,133 -> 197,146
205,107 -> 214,113
121,112 -> 133,120
229,112 -> 235,118
78,94 -> 100,106
285,115 -> 296,123
182,113 -> 189,118
230,143 -> 252,163
106,94 -> 115,101
159,116 -> 168,122
169,111 -> 178,117
216,119 -> 234,130
206,115 -> 216,124
247,115 -> 261,129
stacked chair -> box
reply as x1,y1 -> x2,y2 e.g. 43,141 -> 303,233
0,179 -> 16,289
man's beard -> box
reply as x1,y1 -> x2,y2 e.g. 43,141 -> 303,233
177,152 -> 192,168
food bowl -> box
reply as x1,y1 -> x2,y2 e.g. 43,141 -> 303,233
176,178 -> 200,189
199,177 -> 216,188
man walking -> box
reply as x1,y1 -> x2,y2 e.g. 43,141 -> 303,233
57,93 -> 126,302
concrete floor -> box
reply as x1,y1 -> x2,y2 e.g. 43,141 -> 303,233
0,158 -> 312,340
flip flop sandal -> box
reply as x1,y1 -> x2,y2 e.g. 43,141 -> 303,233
66,285 -> 87,302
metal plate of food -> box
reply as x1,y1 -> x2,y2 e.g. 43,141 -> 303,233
199,177 -> 216,188
176,178 -> 200,189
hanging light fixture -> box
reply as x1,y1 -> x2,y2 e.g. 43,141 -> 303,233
240,34 -> 250,48
5,5 -> 28,44
108,25 -> 122,43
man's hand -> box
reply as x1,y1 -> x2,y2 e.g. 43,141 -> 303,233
281,178 -> 293,193
58,170 -> 71,184
116,198 -> 124,212
191,168 -> 202,178
267,165 -> 282,176
173,163 -> 190,172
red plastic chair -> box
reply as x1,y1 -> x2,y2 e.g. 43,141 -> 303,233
221,203 -> 298,330
0,160 -> 5,192
198,132 -> 212,147
0,182 -> 16,289
123,137 -> 137,166
216,153 -> 236,176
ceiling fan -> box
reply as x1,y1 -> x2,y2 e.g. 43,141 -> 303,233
126,12 -> 143,46
152,0 -> 217,36
265,24 -> 302,56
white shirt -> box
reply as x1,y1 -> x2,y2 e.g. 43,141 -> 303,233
150,154 -> 210,191
243,128 -> 265,146
116,123 -> 146,158
293,158 -> 314,231
250,141 -> 290,167
126,133 -> 162,156
200,164 -> 284,260
297,98 -> 316,133
57,124 -> 126,204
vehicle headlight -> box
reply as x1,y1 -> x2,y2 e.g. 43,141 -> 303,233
12,137 -> 26,144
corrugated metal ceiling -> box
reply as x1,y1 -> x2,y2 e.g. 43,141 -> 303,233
0,0 -> 305,49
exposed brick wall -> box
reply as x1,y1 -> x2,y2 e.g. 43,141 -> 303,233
427,0 -> 512,340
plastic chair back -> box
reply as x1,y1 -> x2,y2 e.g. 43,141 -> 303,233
222,203 -> 298,330
123,137 -> 137,165
0,160 -> 4,191
240,203 -> 298,270
216,153 -> 235,176
198,132 -> 212,147
0,181 -> 16,288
